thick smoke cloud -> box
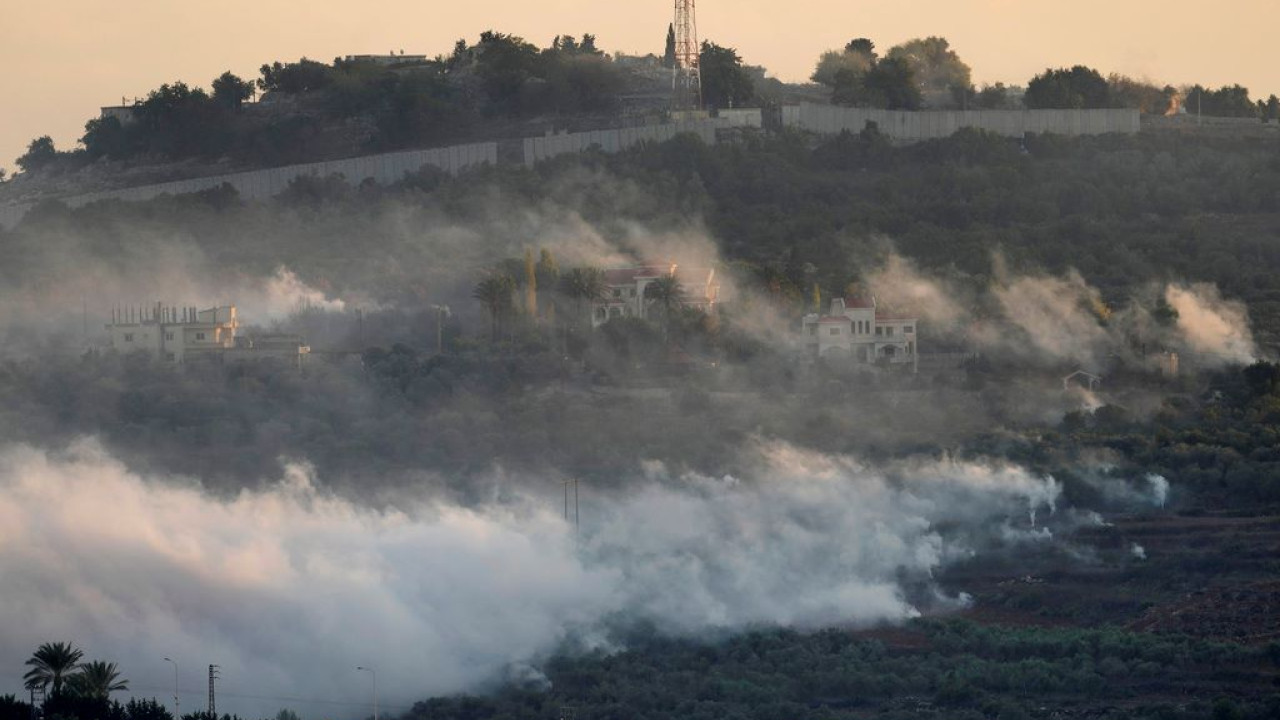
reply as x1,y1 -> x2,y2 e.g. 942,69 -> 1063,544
0,439 -> 1067,718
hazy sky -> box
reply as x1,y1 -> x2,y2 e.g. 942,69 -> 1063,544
1,1 -> 1276,173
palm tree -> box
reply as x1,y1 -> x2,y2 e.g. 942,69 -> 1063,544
23,642 -> 83,696
559,267 -> 607,328
69,661 -> 128,700
473,273 -> 515,342
644,274 -> 684,339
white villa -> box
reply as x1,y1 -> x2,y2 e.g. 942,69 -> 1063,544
801,296 -> 919,372
592,264 -> 721,327
106,304 -> 310,366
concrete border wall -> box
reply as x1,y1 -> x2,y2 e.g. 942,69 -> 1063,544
714,109 -> 764,128
783,104 -> 1139,141
0,141 -> 498,229
0,116 -> 749,229
521,119 -> 724,167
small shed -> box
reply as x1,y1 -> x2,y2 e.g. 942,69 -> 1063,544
1063,370 -> 1102,392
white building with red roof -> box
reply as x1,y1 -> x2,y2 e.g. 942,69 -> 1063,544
801,296 -> 918,372
592,263 -> 721,327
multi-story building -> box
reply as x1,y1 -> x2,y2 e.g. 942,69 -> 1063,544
105,304 -> 309,367
801,296 -> 919,372
592,264 -> 721,327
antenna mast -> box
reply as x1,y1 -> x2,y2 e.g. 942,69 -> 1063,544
672,0 -> 702,111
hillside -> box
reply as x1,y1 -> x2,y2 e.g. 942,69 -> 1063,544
5,35 -> 1280,720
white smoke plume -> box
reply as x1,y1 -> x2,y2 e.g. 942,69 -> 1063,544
991,270 -> 1111,365
246,267 -> 348,319
862,253 -> 965,326
1164,283 -> 1257,364
855,253 -> 1259,371
0,439 -> 1061,718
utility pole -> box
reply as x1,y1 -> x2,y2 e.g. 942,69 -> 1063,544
164,658 -> 180,717
208,665 -> 220,717
431,305 -> 450,355
671,0 -> 702,111
356,667 -> 378,720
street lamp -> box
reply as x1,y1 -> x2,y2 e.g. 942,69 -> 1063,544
162,658 -> 179,717
355,666 -> 378,720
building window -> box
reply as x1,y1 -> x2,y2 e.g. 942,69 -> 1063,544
829,327 -> 839,335
875,327 -> 883,336
808,326 -> 817,336
196,332 -> 206,341
887,326 -> 895,336
905,326 -> 914,334
165,352 -> 177,362
629,288 -> 636,297
613,288 -> 621,298
123,333 -> 134,342
165,332 -> 175,341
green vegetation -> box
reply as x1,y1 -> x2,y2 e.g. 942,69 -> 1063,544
698,41 -> 755,109
1024,66 -> 1113,109
404,620 -> 1278,720
812,38 -> 924,110
16,642 -> 138,720
1182,84 -> 1268,119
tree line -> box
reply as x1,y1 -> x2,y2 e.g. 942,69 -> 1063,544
12,31 -> 626,174
810,35 -> 1280,119
13,27 -> 1279,179
8,29 -> 756,177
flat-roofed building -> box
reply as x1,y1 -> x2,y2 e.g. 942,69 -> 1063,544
105,304 -> 309,367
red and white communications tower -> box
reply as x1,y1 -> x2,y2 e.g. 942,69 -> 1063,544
672,0 -> 702,110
